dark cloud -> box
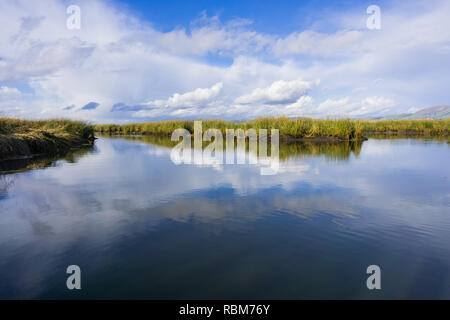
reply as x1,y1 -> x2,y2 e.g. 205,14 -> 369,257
62,104 -> 75,110
82,102 -> 100,110
111,103 -> 146,112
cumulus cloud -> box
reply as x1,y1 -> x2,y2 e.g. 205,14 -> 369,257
354,96 -> 395,116
273,30 -> 363,56
143,82 -> 223,109
153,14 -> 272,56
234,79 -> 316,105
315,96 -> 395,117
132,80 -> 316,119
0,86 -> 22,100
0,0 -> 449,121
133,83 -> 224,118
317,98 -> 350,112
243,95 -> 314,118
135,93 -> 313,119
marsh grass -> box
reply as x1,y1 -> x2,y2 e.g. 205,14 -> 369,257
95,117 -> 449,140
360,119 -> 450,135
0,118 -> 94,160
0,118 -> 94,138
95,117 -> 365,140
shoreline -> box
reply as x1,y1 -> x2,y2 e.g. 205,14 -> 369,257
94,118 -> 450,141
0,134 -> 95,161
2,117 -> 448,162
0,119 -> 95,162
363,130 -> 449,136
96,131 -> 368,142
95,129 -> 450,141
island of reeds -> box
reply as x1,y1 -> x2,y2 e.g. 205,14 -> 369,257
94,117 -> 450,140
0,118 -> 95,161
1,117 -> 448,162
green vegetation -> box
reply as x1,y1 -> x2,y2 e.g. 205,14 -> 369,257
360,119 -> 450,135
95,117 -> 365,140
94,117 -> 450,139
0,118 -> 95,161
3,117 -> 447,161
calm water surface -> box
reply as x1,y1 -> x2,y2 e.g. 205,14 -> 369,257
0,136 -> 449,299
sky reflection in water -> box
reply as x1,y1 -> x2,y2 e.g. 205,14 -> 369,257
0,136 -> 449,299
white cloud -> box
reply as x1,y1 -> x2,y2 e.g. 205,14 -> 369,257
234,79 -> 316,105
273,30 -> 363,56
0,38 -> 95,83
315,96 -> 395,117
317,97 -> 350,113
0,0 -> 448,121
145,82 -> 223,108
152,14 -> 272,56
0,86 -> 22,100
135,93 -> 313,119
354,96 -> 395,116
134,82 -> 224,118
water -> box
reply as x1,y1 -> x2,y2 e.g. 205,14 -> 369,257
0,136 -> 449,299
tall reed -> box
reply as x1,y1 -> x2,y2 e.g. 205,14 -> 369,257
94,118 -> 450,140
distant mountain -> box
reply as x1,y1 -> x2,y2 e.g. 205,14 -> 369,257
382,106 -> 450,120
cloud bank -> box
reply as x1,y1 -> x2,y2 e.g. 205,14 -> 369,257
0,0 -> 449,122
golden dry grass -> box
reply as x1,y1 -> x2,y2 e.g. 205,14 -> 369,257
94,117 -> 450,139
0,118 -> 94,160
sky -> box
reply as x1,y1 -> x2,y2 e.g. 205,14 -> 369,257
0,0 -> 449,123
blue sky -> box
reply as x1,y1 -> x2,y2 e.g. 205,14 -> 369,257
117,0 -> 371,34
0,0 -> 449,122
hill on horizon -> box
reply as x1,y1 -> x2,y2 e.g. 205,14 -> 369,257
380,106 -> 450,120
